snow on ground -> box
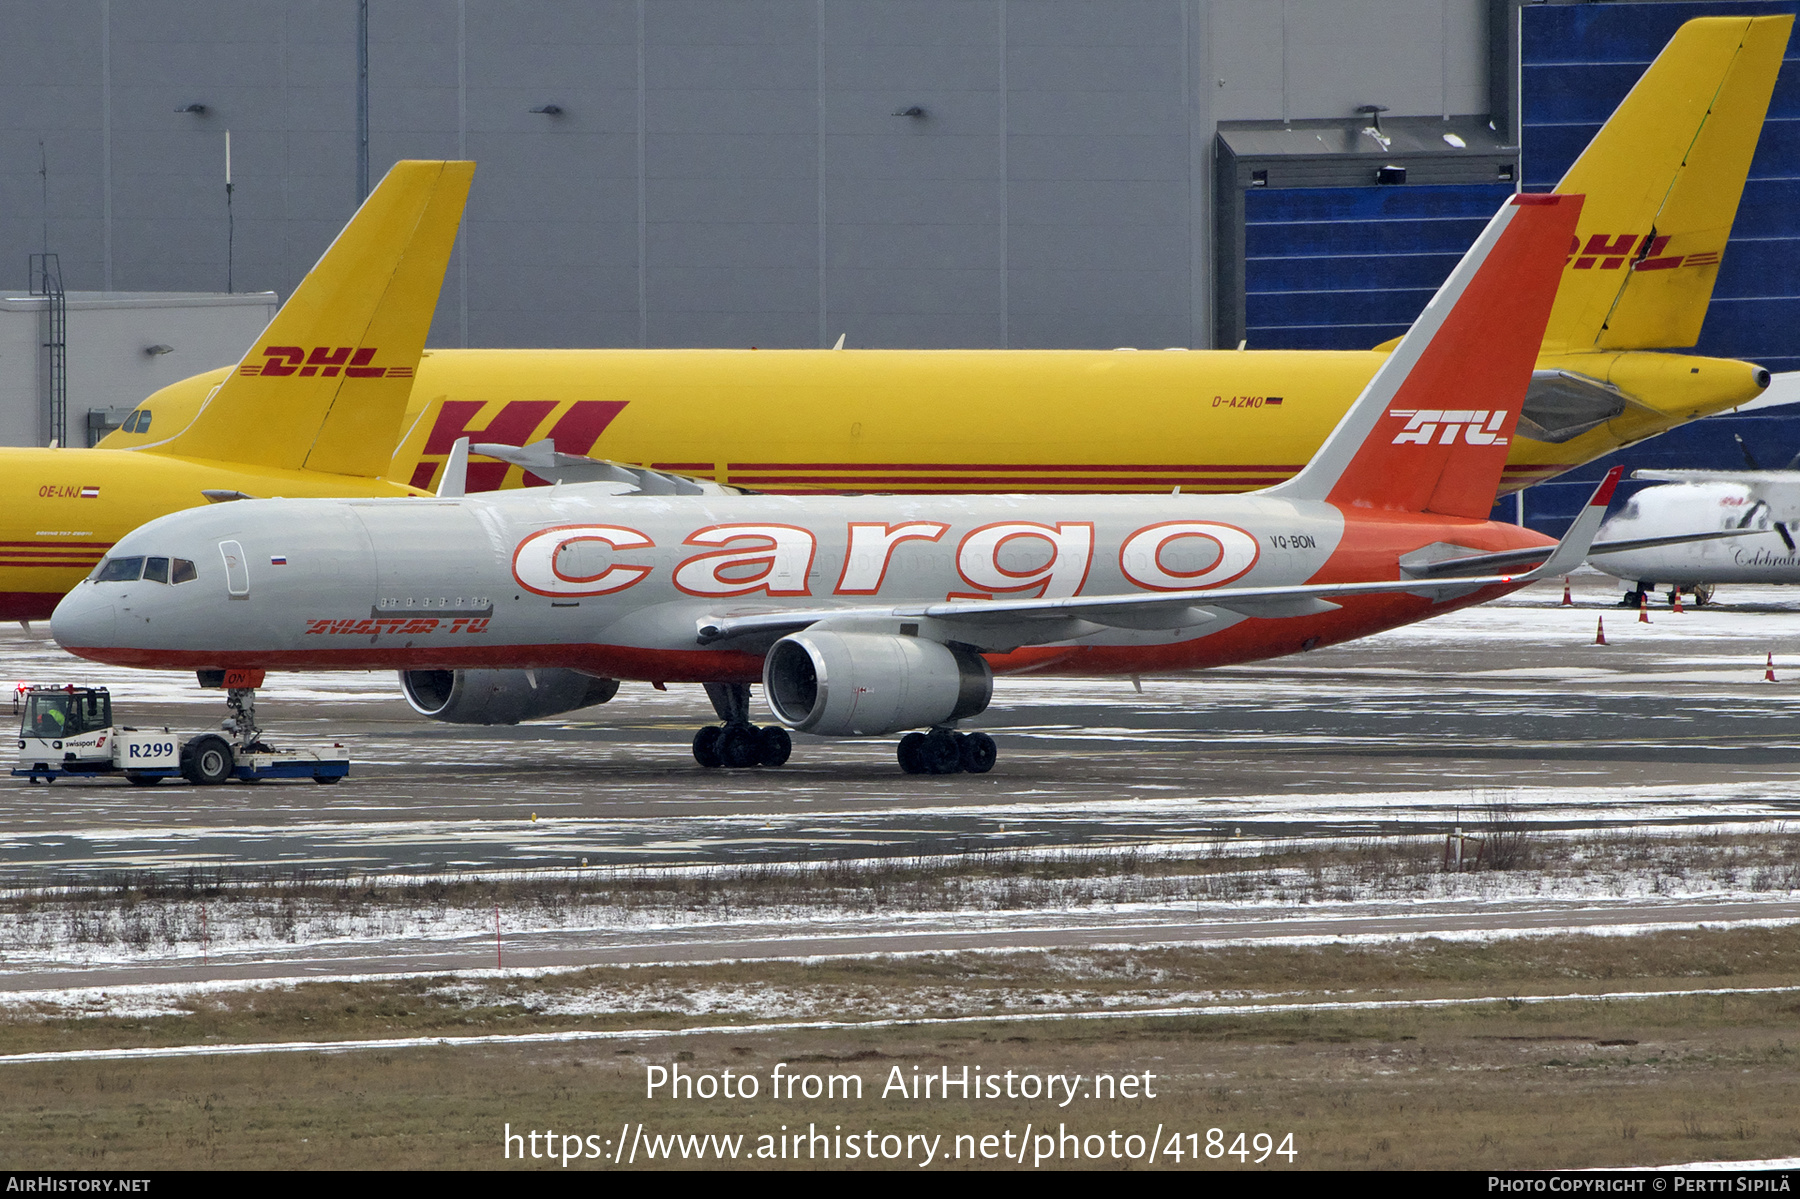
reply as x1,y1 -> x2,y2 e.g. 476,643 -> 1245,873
1633,1157 -> 1800,1171
1,841 -> 1794,976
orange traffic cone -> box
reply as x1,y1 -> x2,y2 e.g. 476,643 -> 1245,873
1562,577 -> 1573,606
1595,616 -> 1607,646
1639,593 -> 1650,623
1672,589 -> 1684,614
1766,653 -> 1777,682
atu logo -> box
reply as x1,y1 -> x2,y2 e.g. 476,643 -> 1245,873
239,346 -> 413,379
1387,409 -> 1508,447
1566,234 -> 1720,273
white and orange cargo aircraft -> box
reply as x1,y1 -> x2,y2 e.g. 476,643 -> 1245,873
55,191 -> 1621,774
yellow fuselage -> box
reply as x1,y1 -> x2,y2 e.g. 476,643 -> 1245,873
381,345 -> 1763,494
1,342 -> 1762,623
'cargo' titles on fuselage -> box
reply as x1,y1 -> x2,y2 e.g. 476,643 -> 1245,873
507,519 -> 1263,603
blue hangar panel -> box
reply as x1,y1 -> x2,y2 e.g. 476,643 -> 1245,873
1515,1 -> 1800,536
1243,182 -> 1515,350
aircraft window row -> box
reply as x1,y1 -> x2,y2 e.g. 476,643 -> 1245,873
94,556 -> 197,584
121,409 -> 152,434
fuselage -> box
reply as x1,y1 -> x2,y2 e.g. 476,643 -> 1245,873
0,449 -> 416,621
53,486 -> 1554,683
1594,481 -> 1800,584
105,347 -> 1767,496
9,342 -> 1757,625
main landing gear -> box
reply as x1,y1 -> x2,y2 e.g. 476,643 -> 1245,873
691,683 -> 791,769
1622,582 -> 1716,608
897,728 -> 997,775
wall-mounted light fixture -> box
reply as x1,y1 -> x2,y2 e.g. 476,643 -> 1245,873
1354,104 -> 1388,134
1376,164 -> 1407,185
892,105 -> 925,118
529,105 -> 563,115
175,103 -> 207,114
144,344 -> 174,357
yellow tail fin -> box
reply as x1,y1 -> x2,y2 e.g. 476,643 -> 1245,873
1542,15 -> 1790,352
149,160 -> 474,476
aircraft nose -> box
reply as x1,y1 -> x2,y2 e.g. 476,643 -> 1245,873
50,591 -> 117,653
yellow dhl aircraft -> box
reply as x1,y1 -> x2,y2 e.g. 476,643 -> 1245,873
0,160 -> 473,620
2,15 -> 1784,625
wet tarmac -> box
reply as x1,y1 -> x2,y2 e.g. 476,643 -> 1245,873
5,575 -> 1800,884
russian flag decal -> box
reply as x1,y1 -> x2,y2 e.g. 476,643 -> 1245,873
270,555 -> 288,566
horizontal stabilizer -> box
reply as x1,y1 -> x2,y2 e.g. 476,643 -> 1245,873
474,441 -> 722,495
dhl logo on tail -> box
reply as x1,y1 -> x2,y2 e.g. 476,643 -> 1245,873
238,346 -> 414,379
1565,234 -> 1722,272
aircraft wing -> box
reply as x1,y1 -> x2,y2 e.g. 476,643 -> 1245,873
1405,527 -> 1762,577
1630,469 -> 1799,485
696,474 -> 1619,650
1584,529 -> 1764,558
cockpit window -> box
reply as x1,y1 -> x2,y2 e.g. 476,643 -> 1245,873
95,556 -> 144,582
122,409 -> 152,433
94,555 -> 195,583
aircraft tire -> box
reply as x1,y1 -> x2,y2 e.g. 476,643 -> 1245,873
182,735 -> 235,786
959,732 -> 997,774
897,732 -> 927,774
720,723 -> 760,768
1694,584 -> 1716,606
922,728 -> 963,774
756,725 -> 792,767
692,725 -> 724,768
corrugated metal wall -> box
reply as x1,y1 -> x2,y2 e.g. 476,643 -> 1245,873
0,0 -> 1492,355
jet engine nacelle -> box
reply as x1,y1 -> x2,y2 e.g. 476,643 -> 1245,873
763,631 -> 992,736
399,668 -> 620,725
